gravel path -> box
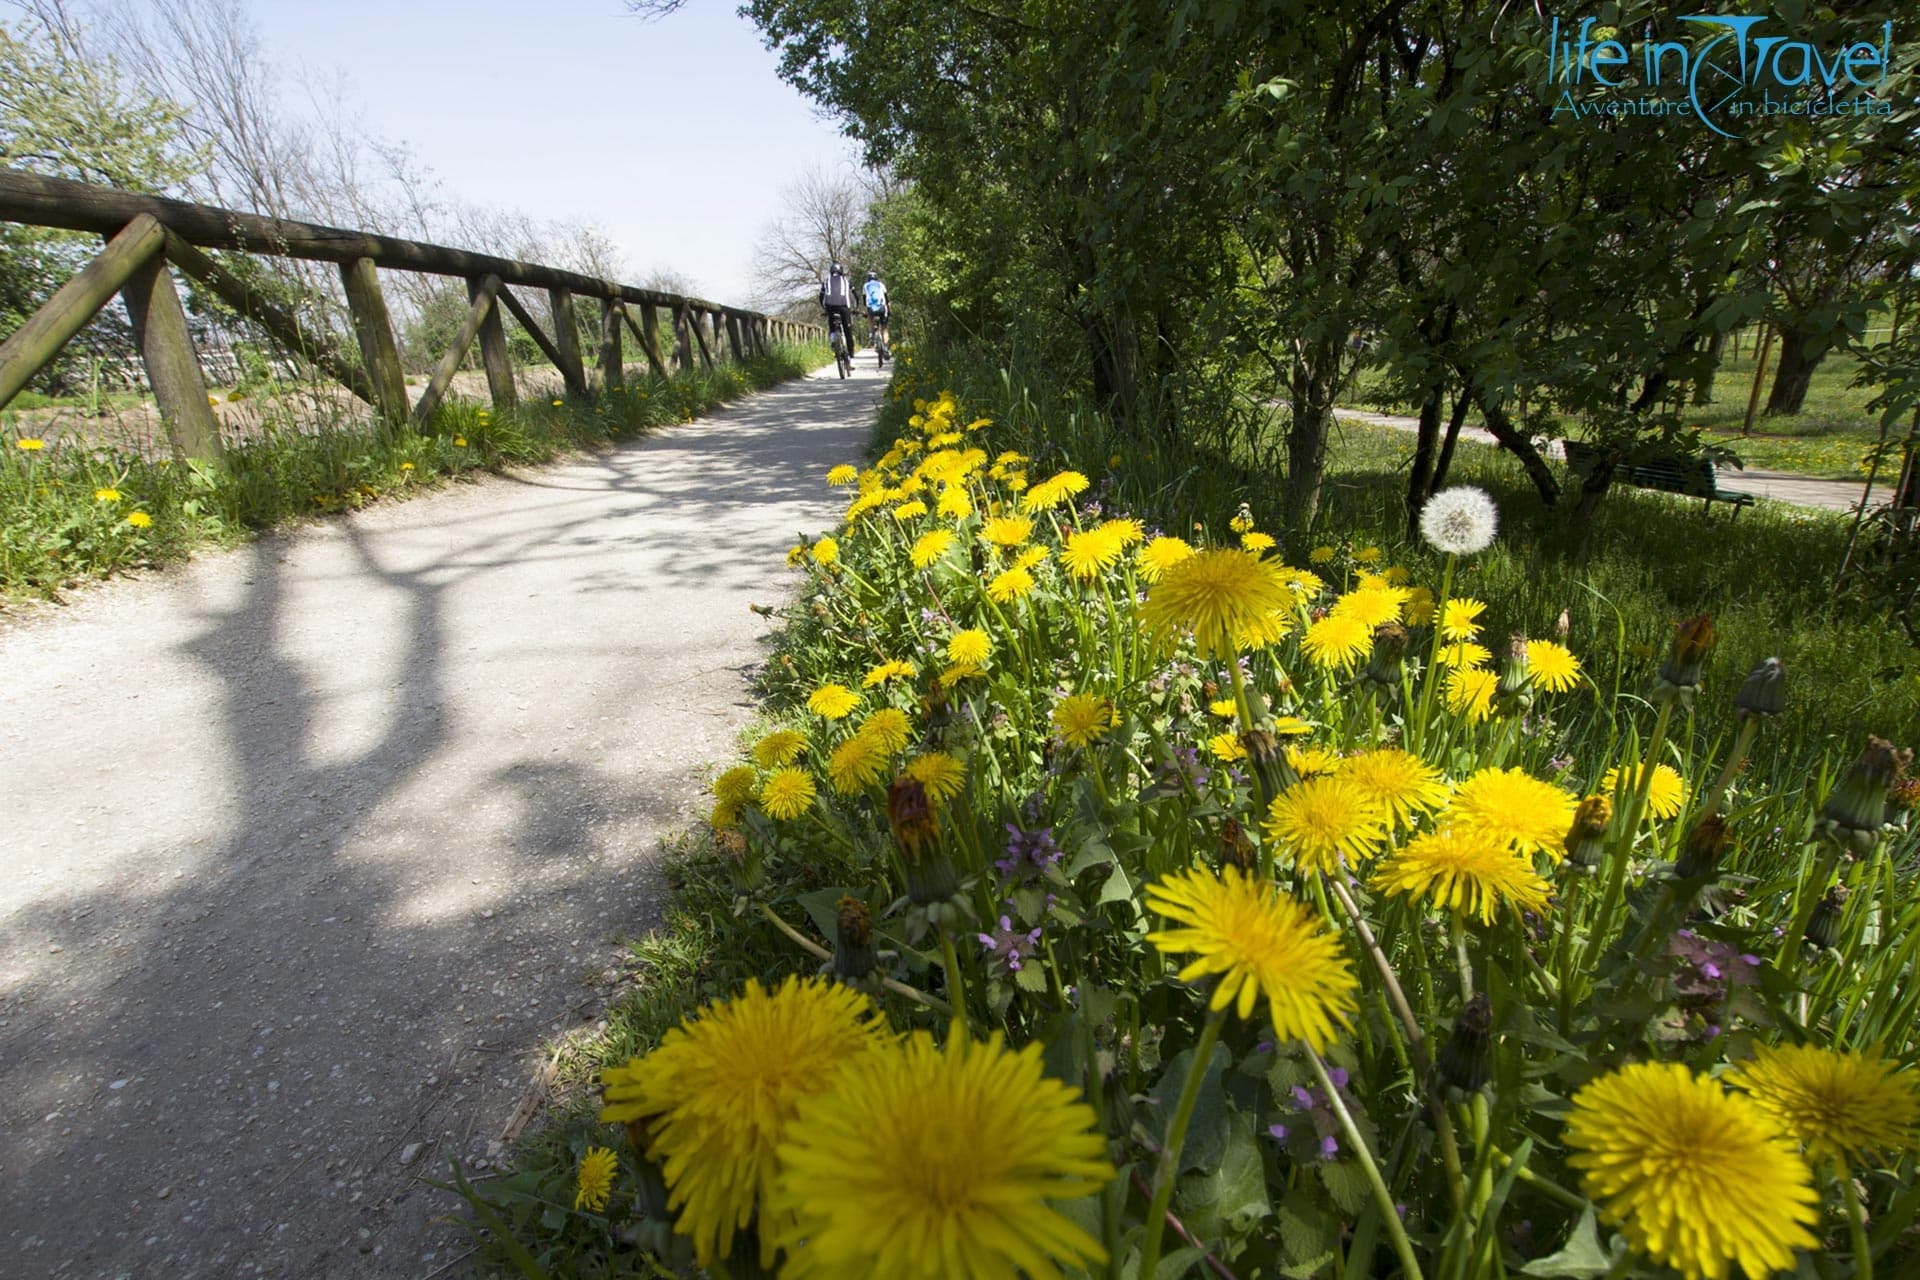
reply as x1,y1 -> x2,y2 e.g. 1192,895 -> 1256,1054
1333,408 -> 1885,513
0,362 -> 885,1278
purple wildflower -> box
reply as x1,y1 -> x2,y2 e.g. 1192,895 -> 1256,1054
1276,1067 -> 1351,1161
997,823 -> 1062,881
977,915 -> 1042,977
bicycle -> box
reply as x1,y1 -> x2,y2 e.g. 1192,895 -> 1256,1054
827,313 -> 853,379
866,311 -> 891,368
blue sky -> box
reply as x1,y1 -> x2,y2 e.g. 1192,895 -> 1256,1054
248,0 -> 855,305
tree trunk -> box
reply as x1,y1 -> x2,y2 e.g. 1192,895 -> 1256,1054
1431,390 -> 1471,491
1285,337 -> 1342,529
1765,324 -> 1827,416
1479,389 -> 1559,506
1404,381 -> 1445,538
1693,328 -> 1727,406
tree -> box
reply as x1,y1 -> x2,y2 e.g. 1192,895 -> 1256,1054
749,166 -> 869,311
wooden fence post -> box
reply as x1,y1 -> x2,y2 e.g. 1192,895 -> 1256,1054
121,252 -> 223,461
413,275 -> 501,424
0,213 -> 164,411
639,304 -> 668,379
339,256 -> 409,429
690,310 -> 715,369
724,313 -> 744,363
672,306 -> 694,373
599,296 -> 624,393
546,288 -> 588,397
471,276 -> 517,408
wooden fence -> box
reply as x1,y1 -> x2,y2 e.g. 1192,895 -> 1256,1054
0,170 -> 824,460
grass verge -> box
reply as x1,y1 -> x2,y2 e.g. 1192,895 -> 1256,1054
0,343 -> 828,603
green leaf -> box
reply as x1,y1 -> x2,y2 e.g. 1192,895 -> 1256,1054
1275,1183 -> 1339,1276
1149,1040 -> 1230,1173
1098,863 -> 1135,905
1520,1207 -> 1615,1278
1175,1110 -> 1271,1241
1316,1157 -> 1371,1216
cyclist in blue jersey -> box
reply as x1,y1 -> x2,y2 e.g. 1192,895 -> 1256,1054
863,271 -> 890,364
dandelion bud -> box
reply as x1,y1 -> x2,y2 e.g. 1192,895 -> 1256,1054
891,778 -> 960,904
1653,614 -> 1716,707
833,895 -> 876,979
1436,993 -> 1492,1096
1804,884 -> 1849,952
1219,817 -> 1256,871
1359,623 -> 1409,699
1241,728 -> 1300,798
1554,608 -> 1571,640
1565,795 -> 1611,869
1673,813 -> 1731,881
1495,633 -> 1534,717
888,776 -> 938,857
1817,736 -> 1912,855
1734,657 -> 1786,719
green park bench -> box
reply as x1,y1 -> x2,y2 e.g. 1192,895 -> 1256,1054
1562,439 -> 1755,515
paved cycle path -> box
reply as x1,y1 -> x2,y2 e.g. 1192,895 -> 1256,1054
0,363 -> 885,1278
1333,408 -> 1886,513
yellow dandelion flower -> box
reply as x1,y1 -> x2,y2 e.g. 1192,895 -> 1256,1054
453,436 -> 467,446
1263,775 -> 1390,874
1099,517 -> 1145,547
713,764 -> 757,808
861,659 -> 918,688
93,487 -> 121,502
910,528 -> 955,569
551,398 -> 564,407
1207,698 -> 1238,719
1601,762 -> 1689,821
939,661 -> 985,687
786,544 -> 806,567
1274,715 -> 1313,736
1353,546 -> 1383,565
16,437 -> 45,451
1405,586 -> 1435,626
1444,666 -> 1498,723
1014,544 -> 1049,571
752,729 -> 808,768
1337,748 -> 1449,827
126,511 -> 154,529
1146,865 -> 1358,1046
828,732 -> 889,794
1383,565 -> 1410,585
1525,639 -> 1583,693
1229,510 -> 1256,534
936,486 -> 972,519
1061,525 -> 1126,580
1442,597 -> 1486,641
987,566 -> 1036,603
769,1031 -> 1110,1280
1726,1042 -> 1920,1166
1565,1061 -> 1819,1280
1309,545 -> 1335,564
600,977 -> 882,1268
758,768 -> 816,820
1240,531 -> 1275,554
1448,767 -> 1577,859
1052,693 -> 1114,748
826,464 -> 859,486
856,707 -> 912,754
811,537 -> 839,567
1020,469 -> 1090,512
574,1146 -> 618,1212
1438,640 -> 1492,669
1207,731 -> 1247,762
947,629 -> 991,666
980,515 -> 1034,548
1278,565 -> 1326,598
1331,586 -> 1407,630
891,499 -> 929,520
1141,548 -> 1292,659
1301,614 -> 1372,671
904,751 -> 966,805
1287,743 -> 1343,777
1137,535 -> 1194,583
1371,827 -> 1552,923
807,683 -> 860,719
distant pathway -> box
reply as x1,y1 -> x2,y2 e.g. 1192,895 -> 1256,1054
1334,408 -> 1886,513
0,363 -> 885,1278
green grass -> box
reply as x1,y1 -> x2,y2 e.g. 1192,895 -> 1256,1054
1346,325 -> 1901,481
0,343 -> 828,601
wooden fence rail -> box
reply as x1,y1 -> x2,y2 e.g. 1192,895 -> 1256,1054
0,169 -> 823,459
